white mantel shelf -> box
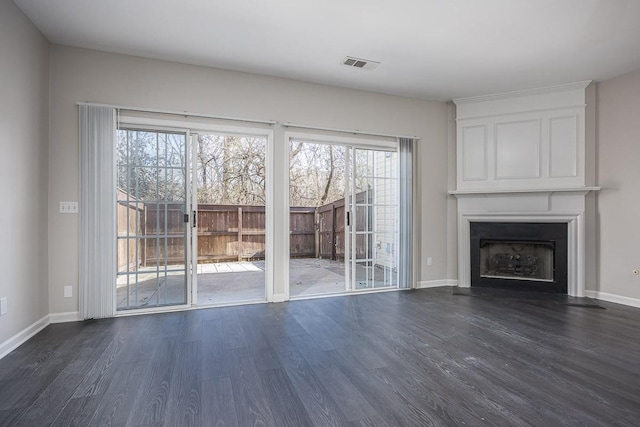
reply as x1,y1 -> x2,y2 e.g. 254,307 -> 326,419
449,187 -> 601,196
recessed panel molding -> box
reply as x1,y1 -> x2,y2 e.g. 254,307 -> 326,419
549,115 -> 578,178
462,125 -> 488,181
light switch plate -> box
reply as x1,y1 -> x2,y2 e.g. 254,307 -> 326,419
64,286 -> 73,298
0,297 -> 7,316
59,201 -> 78,214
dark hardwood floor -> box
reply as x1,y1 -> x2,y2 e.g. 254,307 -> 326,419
1,287 -> 639,426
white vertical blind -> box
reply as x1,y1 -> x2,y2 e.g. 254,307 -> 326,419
398,138 -> 414,288
79,105 -> 116,319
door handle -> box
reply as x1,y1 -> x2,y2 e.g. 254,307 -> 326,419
193,210 -> 197,228
347,211 -> 351,227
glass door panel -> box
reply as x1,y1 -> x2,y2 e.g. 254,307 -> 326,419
194,133 -> 267,305
349,148 -> 399,290
288,140 -> 399,297
289,141 -> 347,297
116,129 -> 190,310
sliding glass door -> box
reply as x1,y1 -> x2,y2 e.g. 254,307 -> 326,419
116,123 -> 271,311
289,139 -> 399,297
349,148 -> 399,290
114,124 -> 402,309
116,129 -> 190,310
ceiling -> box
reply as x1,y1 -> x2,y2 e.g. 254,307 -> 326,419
13,0 -> 640,101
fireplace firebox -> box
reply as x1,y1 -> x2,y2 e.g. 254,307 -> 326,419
470,222 -> 568,293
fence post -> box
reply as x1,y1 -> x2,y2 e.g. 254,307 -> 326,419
331,203 -> 337,261
237,206 -> 243,261
314,209 -> 319,258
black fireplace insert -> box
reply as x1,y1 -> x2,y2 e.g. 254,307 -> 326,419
470,222 -> 568,293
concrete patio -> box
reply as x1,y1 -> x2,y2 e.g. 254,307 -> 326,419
116,258 -> 371,310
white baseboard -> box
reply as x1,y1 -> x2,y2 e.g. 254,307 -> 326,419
49,311 -> 82,324
0,314 -> 50,360
416,279 -> 458,289
584,291 -> 640,308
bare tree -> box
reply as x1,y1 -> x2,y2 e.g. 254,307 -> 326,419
117,130 -> 187,202
118,131 -> 357,209
196,134 -> 266,205
318,145 -> 334,206
289,141 -> 346,207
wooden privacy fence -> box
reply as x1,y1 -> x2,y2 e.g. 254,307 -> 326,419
317,190 -> 372,261
116,191 -> 376,270
317,198 -> 346,261
117,202 -> 325,268
289,207 -> 317,258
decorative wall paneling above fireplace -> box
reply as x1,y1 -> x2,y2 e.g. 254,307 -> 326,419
454,81 -> 593,191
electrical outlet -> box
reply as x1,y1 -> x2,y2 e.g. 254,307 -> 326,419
0,297 -> 7,316
427,256 -> 433,266
59,201 -> 78,214
64,286 -> 73,298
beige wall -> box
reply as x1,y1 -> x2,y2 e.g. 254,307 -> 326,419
48,45 -> 450,313
596,68 -> 640,301
0,0 -> 50,345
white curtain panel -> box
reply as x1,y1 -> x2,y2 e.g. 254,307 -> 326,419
79,105 -> 116,319
398,138 -> 414,288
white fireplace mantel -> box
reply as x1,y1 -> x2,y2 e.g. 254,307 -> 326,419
452,188 -> 599,297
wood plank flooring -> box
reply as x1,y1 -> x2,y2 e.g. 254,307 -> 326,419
1,287 -> 639,426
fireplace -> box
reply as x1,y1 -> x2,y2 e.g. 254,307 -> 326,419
470,222 -> 568,293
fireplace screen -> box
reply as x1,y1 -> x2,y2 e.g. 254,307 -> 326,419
479,240 -> 554,282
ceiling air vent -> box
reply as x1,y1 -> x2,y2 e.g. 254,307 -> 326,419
342,56 -> 380,70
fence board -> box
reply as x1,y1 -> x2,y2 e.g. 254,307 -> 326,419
290,207 -> 316,258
